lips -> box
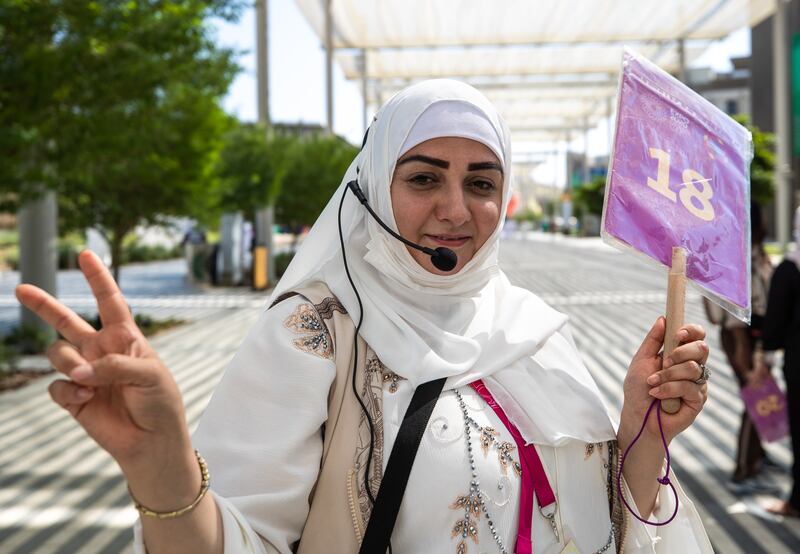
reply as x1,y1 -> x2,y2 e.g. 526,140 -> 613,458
427,234 -> 470,247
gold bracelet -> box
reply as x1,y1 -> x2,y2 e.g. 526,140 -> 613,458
129,450 -> 210,519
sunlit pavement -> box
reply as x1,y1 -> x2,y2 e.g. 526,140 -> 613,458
0,240 -> 798,552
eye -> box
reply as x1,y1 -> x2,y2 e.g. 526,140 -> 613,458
408,174 -> 437,187
469,179 -> 497,193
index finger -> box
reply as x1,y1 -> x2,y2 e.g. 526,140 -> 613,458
677,324 -> 706,344
632,316 -> 666,362
78,250 -> 132,326
15,284 -> 96,346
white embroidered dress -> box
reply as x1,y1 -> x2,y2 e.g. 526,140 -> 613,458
133,296 -> 712,554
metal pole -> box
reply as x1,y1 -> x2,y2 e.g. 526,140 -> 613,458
677,38 -> 687,83
18,190 -> 57,341
256,0 -> 270,127
606,96 -> 613,155
256,0 -> 276,284
564,131 -> 571,190
583,117 -> 590,185
361,49 -> 368,133
773,0 -> 792,252
325,0 -> 334,135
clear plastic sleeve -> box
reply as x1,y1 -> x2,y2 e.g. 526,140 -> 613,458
602,47 -> 754,323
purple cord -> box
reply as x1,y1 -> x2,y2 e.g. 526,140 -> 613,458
616,398 -> 679,526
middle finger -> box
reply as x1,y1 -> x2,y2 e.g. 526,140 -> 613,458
648,360 -> 703,386
665,340 -> 709,367
47,340 -> 89,377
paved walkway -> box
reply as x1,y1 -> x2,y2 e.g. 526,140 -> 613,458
0,240 -> 798,552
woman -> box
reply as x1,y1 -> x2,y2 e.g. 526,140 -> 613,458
16,80 -> 712,553
762,207 -> 800,517
703,202 -> 773,485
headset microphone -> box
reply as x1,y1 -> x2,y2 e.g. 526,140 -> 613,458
347,180 -> 458,272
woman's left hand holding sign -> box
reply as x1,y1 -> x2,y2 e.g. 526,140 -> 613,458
616,316 -> 709,516
621,317 -> 710,443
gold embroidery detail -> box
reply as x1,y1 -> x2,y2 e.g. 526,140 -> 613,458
450,514 -> 479,550
607,440 -> 628,553
314,296 -> 347,319
496,441 -> 517,475
450,495 -> 482,518
283,303 -> 333,360
585,441 -> 606,460
366,355 -> 405,393
353,348 -> 385,528
346,468 -> 364,543
479,426 -> 499,456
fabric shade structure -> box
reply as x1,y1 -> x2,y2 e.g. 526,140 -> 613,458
296,0 -> 775,141
297,0 -> 774,49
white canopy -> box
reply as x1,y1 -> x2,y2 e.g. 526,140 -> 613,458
296,0 -> 773,48
295,0 -> 774,138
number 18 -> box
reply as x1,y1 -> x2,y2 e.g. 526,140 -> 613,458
647,148 -> 715,222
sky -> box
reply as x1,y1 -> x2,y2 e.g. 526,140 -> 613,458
210,1 -> 752,187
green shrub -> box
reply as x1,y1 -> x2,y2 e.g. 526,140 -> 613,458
58,242 -> 80,269
275,251 -> 295,277
122,242 -> 183,264
3,325 -> 50,355
78,313 -> 184,336
0,342 -> 19,373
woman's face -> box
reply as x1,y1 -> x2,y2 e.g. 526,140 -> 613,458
390,137 -> 504,275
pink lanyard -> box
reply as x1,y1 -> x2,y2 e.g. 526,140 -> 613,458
470,380 -> 557,554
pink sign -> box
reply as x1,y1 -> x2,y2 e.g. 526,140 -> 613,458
603,49 -> 753,319
741,376 -> 789,443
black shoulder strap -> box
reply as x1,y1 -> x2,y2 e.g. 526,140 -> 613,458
358,377 -> 447,553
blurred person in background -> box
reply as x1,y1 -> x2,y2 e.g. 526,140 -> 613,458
704,202 -> 774,486
760,207 -> 800,517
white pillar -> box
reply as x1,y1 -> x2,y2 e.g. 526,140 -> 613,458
325,0 -> 334,135
219,212 -> 243,286
255,0 -> 276,284
773,0 -> 792,252
18,190 -> 58,341
361,48 -> 369,133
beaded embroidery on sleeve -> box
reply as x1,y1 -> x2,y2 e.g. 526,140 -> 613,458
284,303 -> 334,360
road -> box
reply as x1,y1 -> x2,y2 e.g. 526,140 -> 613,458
0,236 -> 797,552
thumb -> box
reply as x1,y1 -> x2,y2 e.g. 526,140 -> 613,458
632,316 -> 666,363
71,354 -> 162,388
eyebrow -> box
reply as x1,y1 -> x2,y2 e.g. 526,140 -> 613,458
467,161 -> 503,174
397,155 -> 504,174
397,154 -> 449,169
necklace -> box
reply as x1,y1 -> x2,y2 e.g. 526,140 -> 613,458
450,388 -> 520,554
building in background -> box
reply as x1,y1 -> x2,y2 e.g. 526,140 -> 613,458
688,57 -> 752,118
750,0 -> 800,237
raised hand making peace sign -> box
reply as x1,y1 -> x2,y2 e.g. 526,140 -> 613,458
15,250 -> 201,517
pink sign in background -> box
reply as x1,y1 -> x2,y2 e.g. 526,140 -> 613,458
603,50 -> 753,314
741,376 -> 790,443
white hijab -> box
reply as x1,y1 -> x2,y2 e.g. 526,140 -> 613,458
272,79 -> 614,446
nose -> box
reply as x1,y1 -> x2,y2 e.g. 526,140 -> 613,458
434,181 -> 470,227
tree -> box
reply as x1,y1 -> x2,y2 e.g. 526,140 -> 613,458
213,123 -> 296,220
1,0 -> 244,281
732,115 -> 775,205
572,176 -> 606,218
275,134 -> 358,235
